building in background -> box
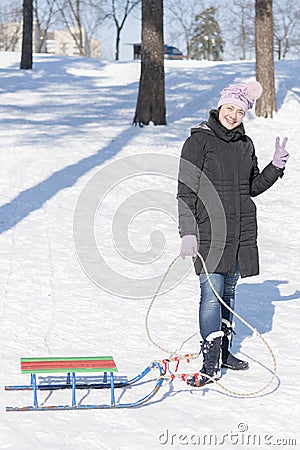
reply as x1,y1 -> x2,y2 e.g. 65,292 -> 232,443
0,22 -> 100,58
45,27 -> 100,58
0,22 -> 21,52
0,21 -> 46,53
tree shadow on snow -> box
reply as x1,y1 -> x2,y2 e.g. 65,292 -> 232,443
0,126 -> 136,234
0,55 -> 143,234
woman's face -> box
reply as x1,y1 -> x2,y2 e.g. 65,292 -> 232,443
219,104 -> 245,130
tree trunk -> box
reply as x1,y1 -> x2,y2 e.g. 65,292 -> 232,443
20,0 -> 33,70
115,27 -> 121,61
133,0 -> 166,126
255,0 -> 276,117
241,13 -> 246,59
277,37 -> 282,60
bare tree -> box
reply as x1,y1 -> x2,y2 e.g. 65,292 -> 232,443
33,0 -> 57,53
54,0 -> 108,56
165,0 -> 201,59
106,0 -> 141,61
227,0 -> 255,60
273,0 -> 300,60
133,0 -> 166,126
0,2 -> 23,52
20,0 -> 33,70
255,0 -> 276,117
0,23 -> 21,52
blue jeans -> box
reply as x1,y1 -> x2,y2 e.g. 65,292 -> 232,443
199,266 -> 240,340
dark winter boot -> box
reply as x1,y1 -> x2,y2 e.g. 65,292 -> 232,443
221,319 -> 249,370
187,331 -> 223,387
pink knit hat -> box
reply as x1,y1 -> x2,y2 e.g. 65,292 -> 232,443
217,81 -> 263,112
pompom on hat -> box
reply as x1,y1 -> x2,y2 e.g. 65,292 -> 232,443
217,81 -> 263,112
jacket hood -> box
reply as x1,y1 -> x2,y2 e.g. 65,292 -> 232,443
191,109 -> 246,142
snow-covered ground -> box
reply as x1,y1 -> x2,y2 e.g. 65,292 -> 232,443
0,52 -> 299,449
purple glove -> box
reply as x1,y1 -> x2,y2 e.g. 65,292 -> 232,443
180,235 -> 197,259
272,137 -> 289,169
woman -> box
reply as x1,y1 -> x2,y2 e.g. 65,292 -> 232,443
177,82 -> 289,387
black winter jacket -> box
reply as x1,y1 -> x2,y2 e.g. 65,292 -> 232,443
177,109 -> 283,278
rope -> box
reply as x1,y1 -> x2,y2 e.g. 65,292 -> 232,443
145,255 -> 181,355
145,252 -> 278,397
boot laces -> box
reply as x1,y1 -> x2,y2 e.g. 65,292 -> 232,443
200,339 -> 213,354
224,325 -> 235,336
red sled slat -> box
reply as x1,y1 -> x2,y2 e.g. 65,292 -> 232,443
21,360 -> 117,371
